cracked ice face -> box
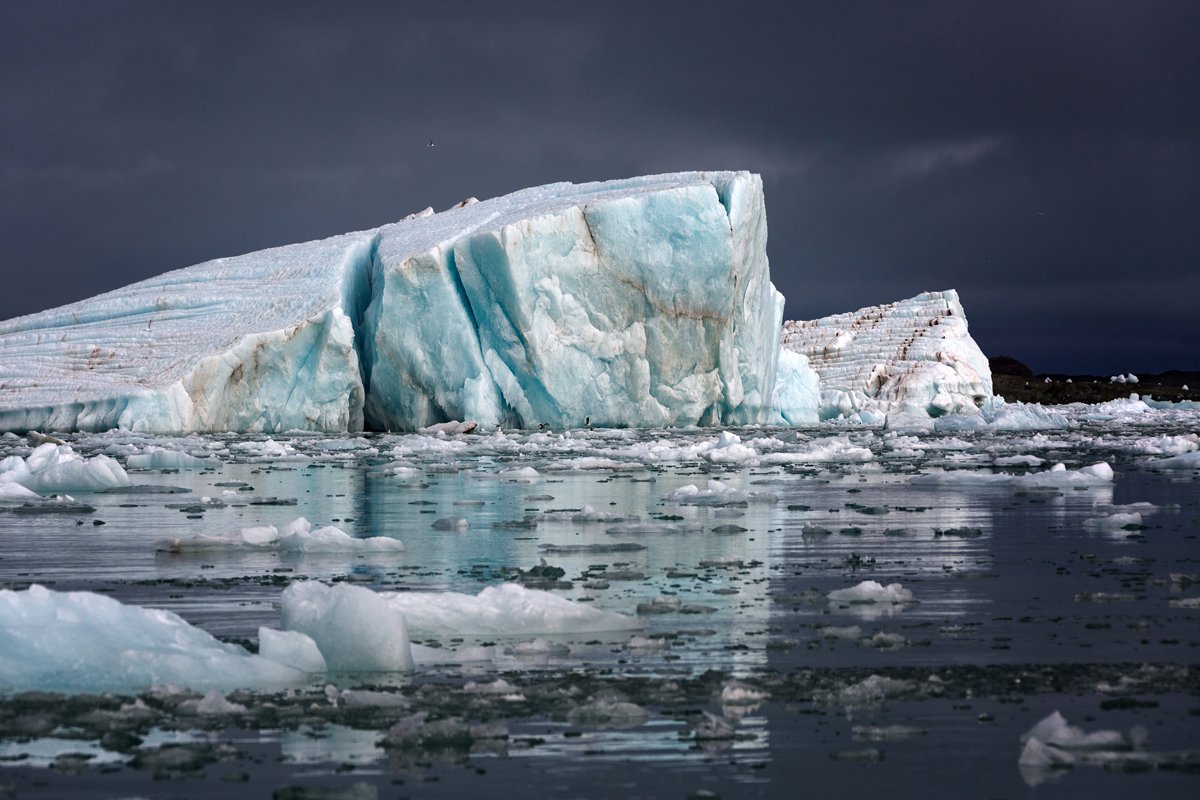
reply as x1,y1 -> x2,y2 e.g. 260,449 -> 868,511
0,171 -> 803,434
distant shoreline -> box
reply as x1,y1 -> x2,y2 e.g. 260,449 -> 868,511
990,362 -> 1199,405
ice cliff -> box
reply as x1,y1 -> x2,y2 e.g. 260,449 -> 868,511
780,290 -> 993,422
0,171 -> 798,433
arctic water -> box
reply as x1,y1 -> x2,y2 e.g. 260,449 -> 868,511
2,400 -> 1199,799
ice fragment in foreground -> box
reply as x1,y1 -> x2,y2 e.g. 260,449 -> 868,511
280,582 -> 414,672
0,585 -> 304,694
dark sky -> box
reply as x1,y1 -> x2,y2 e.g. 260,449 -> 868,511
3,1 -> 1197,374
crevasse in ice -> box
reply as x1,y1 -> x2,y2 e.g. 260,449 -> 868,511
0,171 -> 805,433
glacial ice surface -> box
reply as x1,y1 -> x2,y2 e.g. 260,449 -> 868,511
0,171 -> 808,433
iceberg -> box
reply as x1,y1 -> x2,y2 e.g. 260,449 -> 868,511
0,171 -> 810,433
780,290 -> 992,423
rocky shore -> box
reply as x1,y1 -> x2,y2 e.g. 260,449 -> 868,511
990,357 -> 1199,405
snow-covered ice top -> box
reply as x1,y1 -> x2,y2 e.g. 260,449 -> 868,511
0,171 -> 807,433
780,290 -> 992,423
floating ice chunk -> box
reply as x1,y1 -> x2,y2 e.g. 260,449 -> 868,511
605,521 -> 703,535
1021,710 -> 1127,751
538,504 -> 638,523
1146,452 -> 1200,470
865,632 -> 907,648
511,637 -> 570,656
911,461 -> 1115,489
830,674 -> 915,706
819,625 -> 863,639
382,582 -> 640,636
1099,433 -> 1198,456
181,689 -> 247,715
463,678 -> 520,694
993,454 -> 1045,467
1013,461 -> 1113,488
544,456 -> 628,471
720,682 -> 768,705
126,446 -> 215,470
567,697 -> 649,728
258,627 -> 328,673
499,466 -> 540,480
628,635 -> 668,651
280,582 -> 414,672
389,435 -> 471,456
336,689 -> 409,707
828,580 -> 914,604
418,420 -> 478,435
704,431 -> 759,463
155,516 -> 403,554
694,710 -> 739,740
0,443 -> 131,493
662,478 -> 772,505
1019,735 -> 1077,770
0,585 -> 305,694
0,482 -> 39,502
759,435 -> 873,464
1082,512 -> 1143,532
279,523 -> 404,553
229,438 -> 306,460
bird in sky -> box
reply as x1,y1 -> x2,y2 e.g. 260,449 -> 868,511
427,139 -> 435,147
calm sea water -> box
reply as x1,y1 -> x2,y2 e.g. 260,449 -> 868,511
1,414 -> 1198,798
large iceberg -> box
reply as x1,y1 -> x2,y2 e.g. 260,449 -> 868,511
0,171 -> 802,433
780,290 -> 992,422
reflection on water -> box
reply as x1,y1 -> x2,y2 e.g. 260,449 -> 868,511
2,419 -> 1200,796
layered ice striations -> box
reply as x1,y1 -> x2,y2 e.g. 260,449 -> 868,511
780,290 -> 992,423
0,171 -> 799,433
0,234 -> 371,433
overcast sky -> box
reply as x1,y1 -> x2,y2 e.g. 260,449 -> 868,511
3,1 -> 1197,373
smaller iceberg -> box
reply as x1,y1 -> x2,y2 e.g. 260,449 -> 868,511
0,442 -> 130,494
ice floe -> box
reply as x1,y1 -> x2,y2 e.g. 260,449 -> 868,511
155,516 -> 404,554
0,442 -> 130,494
828,580 -> 915,605
0,585 -> 305,693
382,582 -> 640,637
281,581 -> 414,672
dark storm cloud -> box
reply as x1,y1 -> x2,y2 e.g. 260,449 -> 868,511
2,0 -> 1197,373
